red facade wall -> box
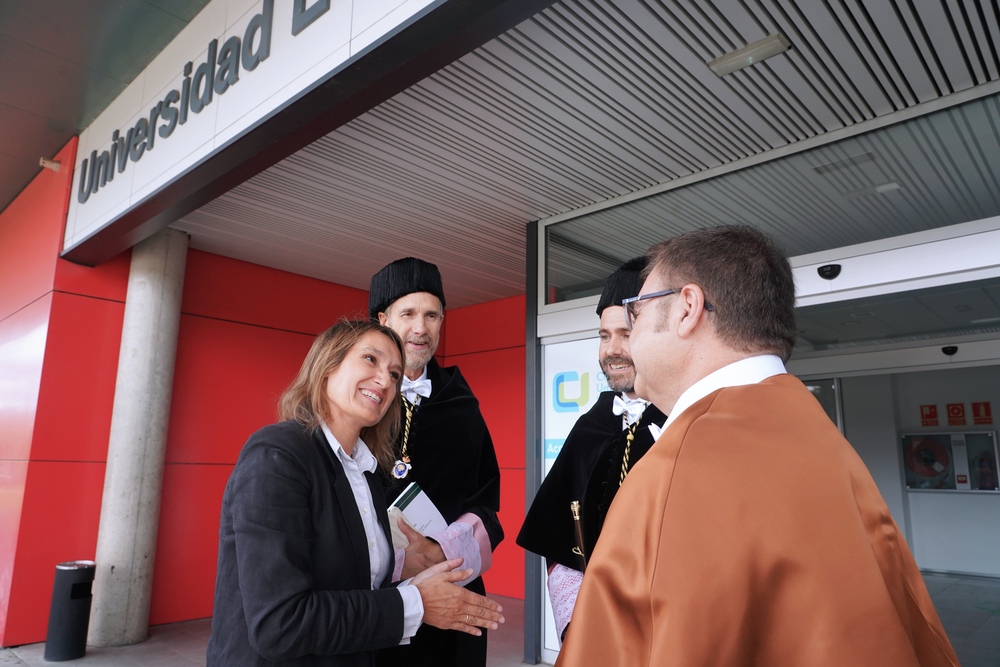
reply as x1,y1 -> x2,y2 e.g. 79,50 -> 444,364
0,138 -> 134,647
442,295 -> 527,600
0,140 -> 528,641
149,251 -> 368,624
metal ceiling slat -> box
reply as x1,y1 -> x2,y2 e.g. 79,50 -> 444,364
551,1 -> 757,162
406,69 -> 627,205
425,50 -> 650,198
911,0 -> 973,92
516,9 -> 715,173
492,24 -> 683,185
545,2 -> 749,166
864,1 -> 939,102
945,103 -> 1000,212
823,1 -> 901,115
946,0 -> 989,84
784,0 -> 888,116
865,131 -> 951,228
840,0 -> 911,109
473,31 -> 674,189
764,0 -> 867,124
618,0 -> 785,150
918,119 -> 986,221
976,0 -> 1000,78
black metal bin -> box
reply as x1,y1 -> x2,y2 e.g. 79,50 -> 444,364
44,560 -> 96,661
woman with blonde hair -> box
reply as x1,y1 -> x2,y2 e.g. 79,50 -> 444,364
207,319 -> 503,667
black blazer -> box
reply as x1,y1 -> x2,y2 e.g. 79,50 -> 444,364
207,420 -> 405,666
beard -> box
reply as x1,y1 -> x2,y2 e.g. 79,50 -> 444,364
600,353 -> 636,394
405,336 -> 436,372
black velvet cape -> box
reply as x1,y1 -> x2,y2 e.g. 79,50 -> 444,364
517,391 -> 666,571
375,358 -> 502,667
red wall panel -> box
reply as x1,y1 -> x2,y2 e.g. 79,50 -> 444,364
31,292 -> 124,462
443,295 -> 525,357
441,294 -> 528,600
149,462 -> 233,625
0,460 -> 29,647
0,296 -> 51,462
447,347 -> 525,471
4,461 -> 105,646
483,468 -> 525,600
166,315 -> 316,464
181,250 -> 368,334
53,250 -> 131,302
0,140 -> 76,322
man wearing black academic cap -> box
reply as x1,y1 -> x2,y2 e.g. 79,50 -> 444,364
516,256 -> 666,643
369,257 -> 502,667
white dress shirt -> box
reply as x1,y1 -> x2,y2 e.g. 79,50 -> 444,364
654,354 -> 787,440
321,423 -> 423,640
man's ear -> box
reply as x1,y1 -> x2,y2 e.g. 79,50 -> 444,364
377,312 -> 388,325
676,284 -> 709,337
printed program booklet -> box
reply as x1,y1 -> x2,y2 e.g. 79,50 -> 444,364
388,482 -> 447,550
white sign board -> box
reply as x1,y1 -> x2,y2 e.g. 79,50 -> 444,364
64,0 -> 438,252
539,335 -> 606,661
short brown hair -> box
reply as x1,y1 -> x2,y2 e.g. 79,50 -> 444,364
278,319 -> 404,472
645,225 -> 797,361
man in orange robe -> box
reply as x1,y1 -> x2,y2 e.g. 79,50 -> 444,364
556,225 -> 958,667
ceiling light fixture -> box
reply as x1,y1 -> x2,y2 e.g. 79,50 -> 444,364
844,181 -> 901,199
708,33 -> 791,76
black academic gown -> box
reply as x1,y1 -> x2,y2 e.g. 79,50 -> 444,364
375,358 -> 503,667
517,391 -> 666,570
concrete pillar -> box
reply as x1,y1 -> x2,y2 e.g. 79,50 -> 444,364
88,228 -> 188,646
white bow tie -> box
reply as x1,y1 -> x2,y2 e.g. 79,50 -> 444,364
402,377 -> 432,402
612,395 -> 647,426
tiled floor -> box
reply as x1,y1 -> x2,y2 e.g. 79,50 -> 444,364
0,595 -> 525,667
924,572 -> 1000,667
2,574 -> 998,665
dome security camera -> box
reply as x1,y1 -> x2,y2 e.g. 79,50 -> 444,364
942,346 -> 958,356
817,264 -> 842,280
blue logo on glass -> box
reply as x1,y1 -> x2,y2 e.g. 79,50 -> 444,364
553,371 -> 590,412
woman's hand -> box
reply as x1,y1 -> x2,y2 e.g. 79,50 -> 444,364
413,559 -> 505,636
399,518 -> 446,579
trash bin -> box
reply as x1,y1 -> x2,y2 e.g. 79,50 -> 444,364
44,560 -> 96,662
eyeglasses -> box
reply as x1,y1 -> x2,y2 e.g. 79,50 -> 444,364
621,288 -> 714,329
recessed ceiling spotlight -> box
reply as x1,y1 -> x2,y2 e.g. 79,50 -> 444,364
708,33 -> 791,76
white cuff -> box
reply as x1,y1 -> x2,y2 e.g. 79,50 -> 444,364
397,579 -> 424,644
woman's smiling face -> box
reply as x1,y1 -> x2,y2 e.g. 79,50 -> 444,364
323,330 -> 403,445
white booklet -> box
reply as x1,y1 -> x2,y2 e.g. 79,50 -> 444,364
388,482 -> 447,550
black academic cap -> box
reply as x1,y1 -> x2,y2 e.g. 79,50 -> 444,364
596,256 -> 648,316
368,257 -> 446,319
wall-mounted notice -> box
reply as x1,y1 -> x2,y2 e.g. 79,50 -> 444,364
947,403 -> 966,426
920,404 -> 938,427
973,401 -> 993,425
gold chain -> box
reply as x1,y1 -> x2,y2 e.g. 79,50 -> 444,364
400,395 -> 414,464
619,420 -> 639,486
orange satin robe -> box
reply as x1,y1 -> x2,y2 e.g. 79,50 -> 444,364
557,374 -> 958,667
